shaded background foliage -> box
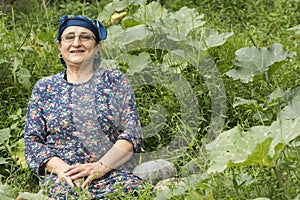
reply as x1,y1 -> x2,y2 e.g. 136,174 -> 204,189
0,0 -> 300,199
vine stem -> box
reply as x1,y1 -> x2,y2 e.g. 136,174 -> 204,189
16,22 -> 32,52
272,166 -> 292,200
0,20 -> 32,82
229,0 -> 257,47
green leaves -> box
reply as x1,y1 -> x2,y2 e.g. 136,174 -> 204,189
11,53 -> 32,88
0,59 -> 8,65
287,24 -> 300,35
118,52 -> 151,74
0,185 -> 15,200
17,190 -> 51,200
206,125 -> 272,173
11,138 -> 26,166
226,43 -> 296,83
0,128 -> 11,165
207,99 -> 300,173
16,68 -> 31,89
131,1 -> 169,25
202,29 -> 234,49
280,92 -> 300,119
155,174 -> 209,200
268,117 -> 300,157
0,128 -> 10,146
163,6 -> 205,41
101,0 -> 233,77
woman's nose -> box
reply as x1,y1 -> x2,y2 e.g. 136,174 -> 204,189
72,36 -> 82,46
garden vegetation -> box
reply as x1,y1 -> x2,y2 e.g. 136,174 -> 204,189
0,0 -> 300,199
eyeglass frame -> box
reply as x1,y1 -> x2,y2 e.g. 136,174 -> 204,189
60,32 -> 96,43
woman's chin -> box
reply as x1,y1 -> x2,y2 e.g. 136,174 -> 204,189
66,60 -> 84,67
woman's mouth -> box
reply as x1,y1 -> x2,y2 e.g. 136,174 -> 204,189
70,50 -> 85,54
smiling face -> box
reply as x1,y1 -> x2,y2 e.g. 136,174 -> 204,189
57,26 -> 99,69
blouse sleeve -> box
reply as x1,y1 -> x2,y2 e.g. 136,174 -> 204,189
24,79 -> 58,174
111,70 -> 143,153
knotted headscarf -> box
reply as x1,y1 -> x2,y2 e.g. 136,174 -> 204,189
57,15 -> 107,42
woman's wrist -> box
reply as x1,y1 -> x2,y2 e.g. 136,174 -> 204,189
98,160 -> 112,174
98,160 -> 104,172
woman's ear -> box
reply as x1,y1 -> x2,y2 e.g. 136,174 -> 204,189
56,40 -> 62,50
97,42 -> 102,48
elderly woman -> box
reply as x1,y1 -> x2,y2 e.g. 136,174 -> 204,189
24,15 -> 143,199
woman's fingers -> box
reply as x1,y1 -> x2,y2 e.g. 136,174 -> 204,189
57,171 -> 74,187
62,162 -> 104,187
68,170 -> 88,180
63,163 -> 79,173
64,165 -> 84,177
57,163 -> 102,187
74,179 -> 82,187
65,176 -> 74,187
82,171 -> 102,188
82,175 -> 93,188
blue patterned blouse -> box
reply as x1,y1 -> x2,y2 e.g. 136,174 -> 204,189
24,69 -> 143,199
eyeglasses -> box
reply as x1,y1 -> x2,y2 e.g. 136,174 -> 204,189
61,33 -> 96,43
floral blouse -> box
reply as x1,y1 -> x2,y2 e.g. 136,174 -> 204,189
24,69 -> 143,199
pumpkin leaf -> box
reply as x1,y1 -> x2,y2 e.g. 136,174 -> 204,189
202,29 -> 234,49
206,125 -> 271,173
16,68 -> 31,88
118,52 -> 151,74
226,43 -> 296,83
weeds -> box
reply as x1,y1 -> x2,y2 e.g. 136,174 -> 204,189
0,0 -> 300,199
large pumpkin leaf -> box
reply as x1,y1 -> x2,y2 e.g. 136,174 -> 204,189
279,93 -> 300,120
108,24 -> 150,47
163,7 -> 205,41
99,0 -> 146,21
226,43 -> 296,83
131,3 -> 205,41
207,91 -> 300,173
103,24 -> 151,57
268,116 -> 300,157
118,52 -> 151,74
131,1 -> 169,25
206,125 -> 271,173
206,115 -> 300,173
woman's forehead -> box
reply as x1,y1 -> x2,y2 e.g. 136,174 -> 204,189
62,26 -> 94,35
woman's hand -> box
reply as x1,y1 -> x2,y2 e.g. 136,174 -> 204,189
64,162 -> 110,188
45,140 -> 133,188
45,157 -> 74,187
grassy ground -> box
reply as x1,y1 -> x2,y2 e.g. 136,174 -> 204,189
1,0 -> 300,199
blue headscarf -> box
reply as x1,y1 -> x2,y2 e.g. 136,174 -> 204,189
57,15 -> 107,42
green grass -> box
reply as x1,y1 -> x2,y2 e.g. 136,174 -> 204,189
1,0 -> 300,199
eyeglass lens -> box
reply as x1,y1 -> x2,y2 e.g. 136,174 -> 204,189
62,33 -> 95,42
